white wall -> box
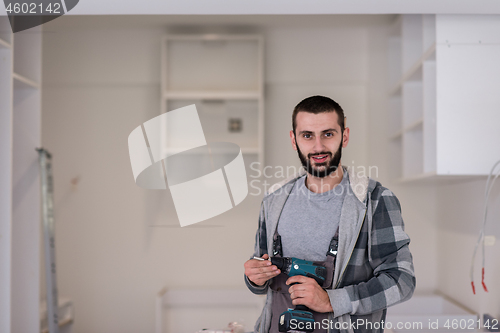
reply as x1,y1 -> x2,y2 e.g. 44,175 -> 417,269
264,24 -> 369,181
44,14 -> 490,333
436,181 -> 500,318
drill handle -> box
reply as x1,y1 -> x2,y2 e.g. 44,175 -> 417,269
295,304 -> 311,312
290,285 -> 311,312
290,282 -> 311,312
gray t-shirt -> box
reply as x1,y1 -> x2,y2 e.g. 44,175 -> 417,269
277,172 -> 350,262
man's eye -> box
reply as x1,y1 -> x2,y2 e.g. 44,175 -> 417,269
325,132 -> 333,137
303,134 -> 311,139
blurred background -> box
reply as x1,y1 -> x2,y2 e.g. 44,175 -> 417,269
1,7 -> 500,333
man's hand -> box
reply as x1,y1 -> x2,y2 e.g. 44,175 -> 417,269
286,275 -> 333,313
244,254 -> 281,286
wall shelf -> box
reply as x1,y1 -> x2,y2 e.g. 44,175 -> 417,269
13,72 -> 40,89
13,27 -> 42,84
161,34 -> 264,171
397,171 -> 437,183
389,43 -> 436,96
404,117 -> 423,133
165,34 -> 262,41
159,146 -> 259,155
164,91 -> 260,100
389,130 -> 403,141
0,16 -> 12,48
0,37 -> 11,49
387,14 -> 500,181
397,172 -> 487,184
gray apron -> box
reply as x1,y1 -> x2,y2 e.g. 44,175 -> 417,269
269,223 -> 339,333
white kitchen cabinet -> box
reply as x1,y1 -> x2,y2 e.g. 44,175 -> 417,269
388,15 -> 500,181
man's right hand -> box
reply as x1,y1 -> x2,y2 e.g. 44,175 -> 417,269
244,254 -> 281,286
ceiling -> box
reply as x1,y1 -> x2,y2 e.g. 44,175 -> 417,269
42,14 -> 396,31
2,0 -> 500,16
66,0 -> 500,15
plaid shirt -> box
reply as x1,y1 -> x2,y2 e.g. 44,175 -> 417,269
245,166 -> 415,333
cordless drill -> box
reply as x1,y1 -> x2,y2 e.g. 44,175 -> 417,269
270,257 -> 327,332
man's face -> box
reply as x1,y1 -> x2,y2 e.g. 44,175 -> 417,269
290,111 -> 349,178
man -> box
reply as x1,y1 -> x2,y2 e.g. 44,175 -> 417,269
244,96 -> 415,333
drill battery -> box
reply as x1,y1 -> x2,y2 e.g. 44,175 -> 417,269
279,308 -> 315,332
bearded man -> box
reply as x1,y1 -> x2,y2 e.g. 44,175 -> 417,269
244,96 -> 415,333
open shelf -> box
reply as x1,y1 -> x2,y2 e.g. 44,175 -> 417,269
397,171 -> 436,183
13,26 -> 42,84
161,146 -> 260,156
387,15 -> 444,181
0,37 -> 11,49
164,91 -> 260,100
402,15 -> 423,75
402,80 -> 423,128
396,173 -> 488,184
166,34 -> 262,41
404,117 -> 423,133
389,130 -> 403,141
388,15 -> 436,96
388,16 -> 402,89
388,93 -> 402,136
422,15 -> 436,51
388,136 -> 403,180
166,99 -> 260,153
386,14 -> 498,181
13,73 -> 39,89
389,43 -> 435,96
0,16 -> 12,47
422,60 -> 436,174
403,123 -> 424,179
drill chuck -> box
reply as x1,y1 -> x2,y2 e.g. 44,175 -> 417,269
270,257 -> 292,274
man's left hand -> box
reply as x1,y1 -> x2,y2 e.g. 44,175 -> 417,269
286,275 -> 333,313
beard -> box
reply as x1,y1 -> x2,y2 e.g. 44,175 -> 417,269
296,139 -> 342,178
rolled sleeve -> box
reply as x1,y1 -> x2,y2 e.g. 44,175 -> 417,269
327,288 -> 353,318
245,275 -> 269,295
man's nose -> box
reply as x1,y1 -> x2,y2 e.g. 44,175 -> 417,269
312,135 -> 326,151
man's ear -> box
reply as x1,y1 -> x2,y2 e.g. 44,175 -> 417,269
342,127 -> 350,148
290,130 -> 297,151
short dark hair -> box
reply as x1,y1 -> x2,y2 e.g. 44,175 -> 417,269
292,96 -> 345,134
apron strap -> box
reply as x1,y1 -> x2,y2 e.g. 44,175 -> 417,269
273,228 -> 283,257
326,227 -> 340,257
